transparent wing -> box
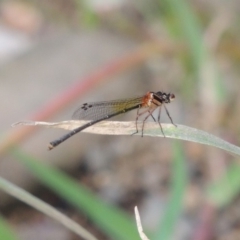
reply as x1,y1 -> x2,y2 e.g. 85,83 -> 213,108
72,96 -> 143,120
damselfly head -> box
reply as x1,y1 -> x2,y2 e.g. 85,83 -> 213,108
155,91 -> 175,104
169,93 -> 175,102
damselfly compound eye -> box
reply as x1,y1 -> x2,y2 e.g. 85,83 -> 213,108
170,93 -> 175,101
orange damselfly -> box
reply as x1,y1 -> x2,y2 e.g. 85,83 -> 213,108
49,91 -> 176,150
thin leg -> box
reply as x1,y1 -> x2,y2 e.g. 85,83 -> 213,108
132,108 -> 151,136
132,106 -> 140,135
141,108 -> 155,137
150,112 -> 156,122
164,104 -> 177,127
157,106 -> 165,137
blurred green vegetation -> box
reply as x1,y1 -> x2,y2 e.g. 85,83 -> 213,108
1,0 -> 240,239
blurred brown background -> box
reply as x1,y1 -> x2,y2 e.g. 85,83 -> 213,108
0,0 -> 240,240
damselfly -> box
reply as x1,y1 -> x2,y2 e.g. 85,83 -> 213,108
49,91 -> 176,150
